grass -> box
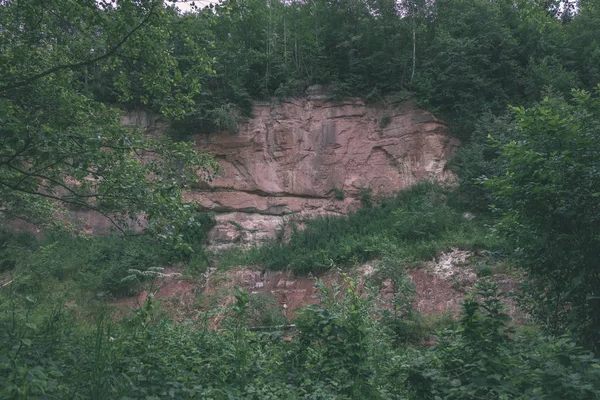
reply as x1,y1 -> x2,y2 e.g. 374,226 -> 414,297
0,210 -> 215,302
217,182 -> 504,274
0,219 -> 214,324
3,187 -> 599,399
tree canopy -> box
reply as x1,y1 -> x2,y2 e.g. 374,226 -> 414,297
163,0 -> 599,138
485,86 -> 600,351
0,0 -> 217,243
2,0 -> 598,240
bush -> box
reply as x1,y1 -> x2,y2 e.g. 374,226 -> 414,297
359,187 -> 373,208
242,182 -> 500,274
294,276 -> 381,398
208,103 -> 240,133
379,112 -> 392,128
449,111 -> 516,212
246,293 -> 288,328
17,234 -> 171,297
369,258 -> 426,344
405,281 -> 600,399
485,88 -> 600,350
1,215 -> 213,300
332,187 -> 345,200
0,227 -> 38,273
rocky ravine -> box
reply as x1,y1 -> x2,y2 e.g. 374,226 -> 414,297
183,98 -> 458,249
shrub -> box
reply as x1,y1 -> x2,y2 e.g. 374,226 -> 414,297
2,220 -> 216,299
295,276 -> 381,398
485,88 -> 600,350
246,293 -> 288,328
379,112 -> 392,128
370,258 -> 426,344
0,227 -> 38,273
209,103 -> 240,133
332,187 -> 345,200
405,281 -> 600,399
242,182 -> 499,274
359,187 -> 373,208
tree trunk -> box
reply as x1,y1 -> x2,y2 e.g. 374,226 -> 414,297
411,14 -> 416,85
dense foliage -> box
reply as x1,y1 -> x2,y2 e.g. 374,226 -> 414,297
0,0 -> 217,244
220,183 -> 499,274
149,0 -> 598,138
3,240 -> 599,397
406,281 -> 600,400
2,256 -> 600,399
483,87 -> 600,352
6,0 -> 594,140
2,0 -> 600,398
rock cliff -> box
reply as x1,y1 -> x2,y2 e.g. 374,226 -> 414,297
36,99 -> 456,246
185,98 -> 458,249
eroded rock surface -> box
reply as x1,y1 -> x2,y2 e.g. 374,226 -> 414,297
187,98 -> 458,249
22,100 -> 457,246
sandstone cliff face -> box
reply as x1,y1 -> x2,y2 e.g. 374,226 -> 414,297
186,98 -> 458,249
4,99 -> 457,245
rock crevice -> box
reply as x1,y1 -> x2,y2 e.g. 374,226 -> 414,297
187,98 -> 458,250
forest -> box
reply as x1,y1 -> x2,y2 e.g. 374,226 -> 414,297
1,0 -> 600,398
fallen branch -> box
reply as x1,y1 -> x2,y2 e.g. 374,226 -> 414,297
248,324 -> 296,332
0,280 -> 13,289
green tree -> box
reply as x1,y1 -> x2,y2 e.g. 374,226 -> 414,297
564,0 -> 600,88
406,280 -> 600,399
485,86 -> 600,350
0,0 -> 216,244
413,0 -> 528,136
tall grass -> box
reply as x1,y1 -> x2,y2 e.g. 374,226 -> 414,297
222,182 -> 502,274
0,211 -> 214,304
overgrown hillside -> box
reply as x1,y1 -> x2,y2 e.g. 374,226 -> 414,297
2,0 -> 600,398
218,183 -> 499,273
2,182 -> 600,399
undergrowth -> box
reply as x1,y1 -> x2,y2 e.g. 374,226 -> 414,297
1,185 -> 599,398
219,182 -> 502,274
0,211 -> 214,310
1,273 -> 599,399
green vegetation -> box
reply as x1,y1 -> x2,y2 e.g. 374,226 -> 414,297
332,187 -> 345,201
9,233 -> 170,299
174,0 -> 599,139
359,187 -> 374,208
4,0 -> 597,140
2,264 -> 600,399
0,0 -> 217,246
454,85 -> 600,353
405,281 -> 600,400
2,0 -> 600,398
0,231 -> 207,312
379,113 -> 392,129
485,87 -> 600,352
230,183 -> 500,274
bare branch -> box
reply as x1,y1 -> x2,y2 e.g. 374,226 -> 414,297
0,178 -> 128,234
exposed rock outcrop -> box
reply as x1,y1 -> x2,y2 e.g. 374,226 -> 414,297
4,98 -> 458,246
186,98 -> 458,249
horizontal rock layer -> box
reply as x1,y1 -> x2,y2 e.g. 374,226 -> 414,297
187,98 -> 458,249
10,99 -> 457,246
